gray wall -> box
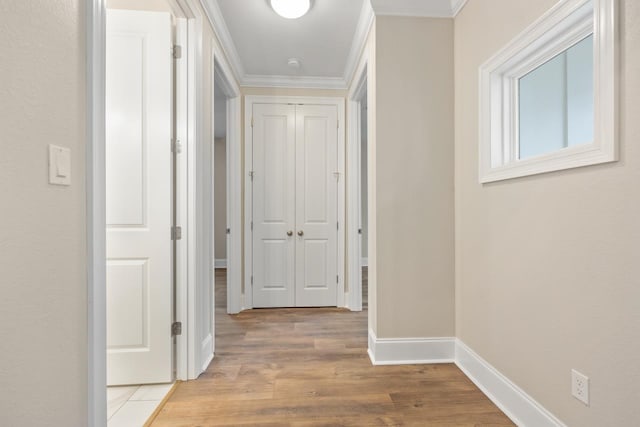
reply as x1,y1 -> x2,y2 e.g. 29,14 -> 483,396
0,1 -> 88,424
214,138 -> 227,260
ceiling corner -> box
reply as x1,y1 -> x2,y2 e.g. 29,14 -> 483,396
342,0 -> 375,87
451,0 -> 469,17
200,0 -> 245,82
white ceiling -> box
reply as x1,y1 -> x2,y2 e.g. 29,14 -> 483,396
215,0 -> 364,81
205,0 -> 468,89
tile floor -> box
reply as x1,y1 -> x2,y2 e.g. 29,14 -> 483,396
107,383 -> 173,426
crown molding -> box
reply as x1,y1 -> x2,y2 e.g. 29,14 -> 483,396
343,0 -> 375,88
242,74 -> 347,90
200,0 -> 467,91
451,0 -> 469,16
370,0 -> 468,18
200,0 -> 245,79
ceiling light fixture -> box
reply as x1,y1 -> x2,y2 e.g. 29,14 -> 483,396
270,0 -> 311,19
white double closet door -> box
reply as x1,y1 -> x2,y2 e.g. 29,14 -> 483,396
252,103 -> 339,308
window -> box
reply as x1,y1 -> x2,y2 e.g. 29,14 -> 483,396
479,0 -> 618,183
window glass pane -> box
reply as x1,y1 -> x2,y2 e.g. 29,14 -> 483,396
518,35 -> 594,160
567,35 -> 594,146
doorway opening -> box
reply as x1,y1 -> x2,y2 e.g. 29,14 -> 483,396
104,0 -> 182,424
360,91 -> 369,311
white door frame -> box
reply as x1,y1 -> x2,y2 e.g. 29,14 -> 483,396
346,40 -> 371,312
212,56 -> 242,315
243,96 -> 346,309
87,0 -> 215,424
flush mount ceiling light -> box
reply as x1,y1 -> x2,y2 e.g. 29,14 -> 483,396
270,0 -> 311,19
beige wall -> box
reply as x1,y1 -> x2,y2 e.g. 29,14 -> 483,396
0,1 -> 87,425
374,16 -> 455,337
454,0 -> 640,425
214,138 -> 227,260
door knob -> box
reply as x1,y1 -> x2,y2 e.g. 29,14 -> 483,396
287,230 -> 293,236
297,230 -> 304,236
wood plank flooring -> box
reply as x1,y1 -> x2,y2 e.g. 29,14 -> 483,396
151,269 -> 514,426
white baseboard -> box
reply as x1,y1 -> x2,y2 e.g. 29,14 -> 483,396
361,257 -> 368,267
455,340 -> 566,427
214,259 -> 227,268
366,332 -> 565,426
367,329 -> 455,365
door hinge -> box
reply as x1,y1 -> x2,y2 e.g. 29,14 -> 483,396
251,275 -> 254,286
171,226 -> 182,240
251,117 -> 254,127
336,275 -> 339,284
358,228 -> 362,234
172,44 -> 182,59
249,171 -> 255,181
171,139 -> 182,154
337,119 -> 339,129
251,221 -> 253,231
171,321 -> 182,336
226,228 -> 231,235
337,222 -> 339,230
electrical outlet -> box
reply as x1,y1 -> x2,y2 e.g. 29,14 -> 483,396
571,369 -> 589,405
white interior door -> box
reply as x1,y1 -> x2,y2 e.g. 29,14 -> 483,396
295,105 -> 339,307
251,103 -> 338,308
252,104 -> 296,308
106,9 -> 173,385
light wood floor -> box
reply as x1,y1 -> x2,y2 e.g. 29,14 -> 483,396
151,269 -> 514,426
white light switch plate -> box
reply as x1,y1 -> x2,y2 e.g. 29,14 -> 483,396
49,144 -> 71,186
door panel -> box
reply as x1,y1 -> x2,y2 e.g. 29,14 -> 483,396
251,103 -> 338,308
106,9 -> 172,385
252,104 -> 296,307
295,105 -> 338,307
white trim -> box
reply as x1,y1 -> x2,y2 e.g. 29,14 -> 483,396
243,98 -> 254,311
361,258 -> 368,267
346,99 -> 363,311
183,0 -> 205,381
225,96 -> 242,314
364,333 -> 568,426
343,0 -> 375,90
370,0 -> 467,18
199,0 -> 245,83
244,95 -> 346,310
479,0 -> 619,183
211,47 -> 242,315
242,74 -> 348,90
346,22 -> 372,313
215,259 -> 227,268
367,329 -> 456,365
174,16 -> 190,382
200,0 -> 467,91
455,340 -> 568,427
87,1 -> 107,425
451,0 -> 469,16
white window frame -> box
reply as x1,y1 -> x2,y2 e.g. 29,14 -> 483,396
479,0 -> 618,183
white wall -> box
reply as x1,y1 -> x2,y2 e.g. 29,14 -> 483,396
455,0 -> 640,425
0,1 -> 87,424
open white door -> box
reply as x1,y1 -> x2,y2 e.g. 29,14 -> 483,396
106,9 -> 173,385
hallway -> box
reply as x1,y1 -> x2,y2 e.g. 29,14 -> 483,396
150,269 -> 513,426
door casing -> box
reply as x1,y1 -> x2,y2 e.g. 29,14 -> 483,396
87,0 -> 242,424
243,96 -> 346,310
